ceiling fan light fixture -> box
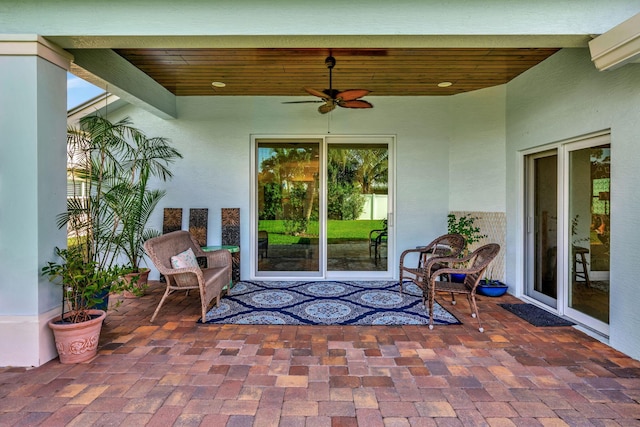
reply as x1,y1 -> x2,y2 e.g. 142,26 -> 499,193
211,81 -> 226,88
437,81 -> 453,88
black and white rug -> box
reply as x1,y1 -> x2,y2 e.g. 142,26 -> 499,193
200,280 -> 460,326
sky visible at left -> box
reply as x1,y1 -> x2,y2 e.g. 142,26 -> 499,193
67,73 -> 104,110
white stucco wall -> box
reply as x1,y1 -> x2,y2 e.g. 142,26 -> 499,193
506,48 -> 640,359
449,85 -> 507,212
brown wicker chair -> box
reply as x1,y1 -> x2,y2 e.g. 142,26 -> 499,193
398,233 -> 465,295
143,230 -> 232,323
424,243 -> 501,332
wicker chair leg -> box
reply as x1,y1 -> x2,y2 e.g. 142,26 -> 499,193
421,283 -> 428,306
150,288 -> 172,323
468,294 -> 483,332
466,294 -> 476,318
427,289 -> 435,330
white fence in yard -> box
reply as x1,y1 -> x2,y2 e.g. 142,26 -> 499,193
358,194 -> 388,221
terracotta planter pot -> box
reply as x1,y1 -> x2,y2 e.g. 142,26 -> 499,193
122,268 -> 150,298
48,309 -> 106,364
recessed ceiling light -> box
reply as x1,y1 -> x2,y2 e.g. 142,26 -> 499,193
437,81 -> 453,88
211,82 -> 226,88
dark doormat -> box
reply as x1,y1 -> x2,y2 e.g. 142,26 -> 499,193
499,303 -> 575,327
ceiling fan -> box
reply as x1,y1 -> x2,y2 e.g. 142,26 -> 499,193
285,55 -> 373,114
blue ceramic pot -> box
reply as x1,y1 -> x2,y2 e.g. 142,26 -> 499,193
477,281 -> 508,297
451,273 -> 466,283
85,288 -> 110,311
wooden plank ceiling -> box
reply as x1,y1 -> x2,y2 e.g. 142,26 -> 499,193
115,47 -> 560,97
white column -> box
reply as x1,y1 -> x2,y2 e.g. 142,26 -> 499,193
0,36 -> 72,367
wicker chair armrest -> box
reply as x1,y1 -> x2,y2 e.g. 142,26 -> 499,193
399,246 -> 432,269
423,255 -> 467,272
427,266 -> 478,280
164,266 -> 203,278
399,246 -> 430,258
204,249 -> 232,268
426,247 -> 477,266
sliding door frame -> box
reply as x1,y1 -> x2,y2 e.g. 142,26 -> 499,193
524,148 -> 561,309
519,130 -> 610,337
561,133 -> 610,335
250,134 -> 396,281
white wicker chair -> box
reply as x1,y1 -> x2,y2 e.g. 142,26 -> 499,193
144,230 -> 232,323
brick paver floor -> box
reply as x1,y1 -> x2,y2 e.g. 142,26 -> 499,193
1,281 -> 639,426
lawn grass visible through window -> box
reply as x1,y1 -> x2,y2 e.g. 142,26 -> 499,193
258,219 -> 384,244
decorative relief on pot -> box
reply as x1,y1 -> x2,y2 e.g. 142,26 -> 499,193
57,335 -> 100,356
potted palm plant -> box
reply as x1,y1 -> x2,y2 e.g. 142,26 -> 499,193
44,115 -> 141,363
65,115 -> 181,297
44,115 -> 180,362
110,131 -> 182,296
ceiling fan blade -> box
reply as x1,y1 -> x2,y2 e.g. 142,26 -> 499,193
318,101 -> 336,114
304,87 -> 330,100
338,99 -> 373,109
336,89 -> 371,101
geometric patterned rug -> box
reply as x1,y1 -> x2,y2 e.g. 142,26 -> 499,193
200,280 -> 461,326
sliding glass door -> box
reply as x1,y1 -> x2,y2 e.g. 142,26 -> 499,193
253,136 -> 393,278
565,140 -> 610,329
524,133 -> 610,335
525,150 -> 558,308
327,141 -> 389,273
256,139 -> 321,275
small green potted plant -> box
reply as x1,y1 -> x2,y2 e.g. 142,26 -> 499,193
477,268 -> 508,297
447,213 -> 488,282
42,246 -> 134,364
447,213 -> 487,255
